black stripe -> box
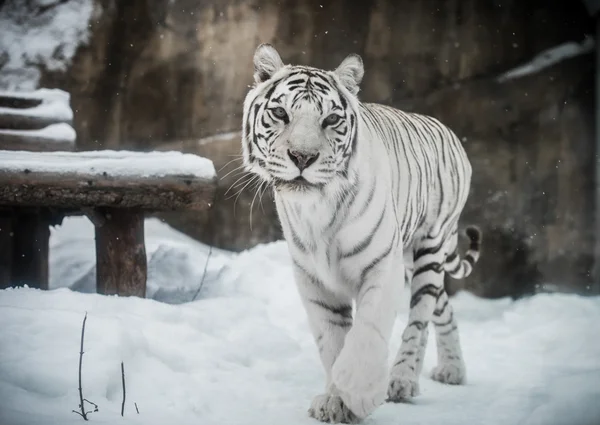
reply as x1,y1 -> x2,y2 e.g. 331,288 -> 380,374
414,240 -> 444,260
325,185 -> 357,230
352,177 -> 376,222
434,312 -> 454,328
327,319 -> 352,328
446,251 -> 458,263
309,299 -> 353,319
292,259 -> 322,288
448,260 -> 462,275
341,205 -> 386,258
358,233 -> 396,290
282,204 -> 308,253
410,284 -> 440,308
414,262 -> 443,276
408,320 -> 427,331
433,299 -> 449,317
438,325 -> 458,336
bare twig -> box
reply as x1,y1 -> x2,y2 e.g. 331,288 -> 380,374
135,402 -> 139,414
83,399 -> 98,412
191,245 -> 213,302
121,361 -> 126,417
191,187 -> 218,302
73,312 -> 89,420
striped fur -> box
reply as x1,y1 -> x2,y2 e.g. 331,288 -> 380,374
242,44 -> 482,423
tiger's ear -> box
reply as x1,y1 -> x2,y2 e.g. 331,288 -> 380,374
253,43 -> 284,84
334,54 -> 364,95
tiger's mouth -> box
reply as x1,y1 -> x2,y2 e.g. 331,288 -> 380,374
272,176 -> 322,192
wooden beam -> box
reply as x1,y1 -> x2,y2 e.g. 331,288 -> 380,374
0,170 -> 216,212
95,209 -> 147,297
0,173 -> 216,211
0,212 -> 13,289
11,210 -> 50,289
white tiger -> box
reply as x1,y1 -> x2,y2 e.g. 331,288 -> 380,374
241,44 -> 482,423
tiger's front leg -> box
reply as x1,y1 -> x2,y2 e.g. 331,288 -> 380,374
331,253 -> 403,421
291,261 -> 358,424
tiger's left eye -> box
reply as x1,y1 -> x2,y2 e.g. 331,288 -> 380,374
323,114 -> 341,127
272,107 -> 288,120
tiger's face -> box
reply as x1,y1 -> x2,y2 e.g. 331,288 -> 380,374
242,44 -> 364,194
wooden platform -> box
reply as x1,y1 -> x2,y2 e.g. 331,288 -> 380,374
0,149 -> 217,297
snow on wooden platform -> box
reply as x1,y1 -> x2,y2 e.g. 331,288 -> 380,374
0,149 -> 216,180
0,150 -> 217,212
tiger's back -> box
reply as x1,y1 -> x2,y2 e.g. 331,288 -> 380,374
360,102 -> 473,250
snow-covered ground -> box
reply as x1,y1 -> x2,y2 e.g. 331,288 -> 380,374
1,217 -> 599,425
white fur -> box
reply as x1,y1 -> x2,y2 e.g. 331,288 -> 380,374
242,44 -> 477,423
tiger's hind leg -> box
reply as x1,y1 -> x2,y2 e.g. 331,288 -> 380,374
430,288 -> 466,385
387,241 -> 444,402
430,229 -> 469,385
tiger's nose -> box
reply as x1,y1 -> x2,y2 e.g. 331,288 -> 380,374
288,150 -> 319,172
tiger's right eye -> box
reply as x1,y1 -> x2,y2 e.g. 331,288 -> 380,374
271,107 -> 289,121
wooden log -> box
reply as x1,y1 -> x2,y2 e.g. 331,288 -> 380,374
0,172 -> 215,212
11,210 -> 50,289
0,211 -> 13,289
95,209 -> 147,297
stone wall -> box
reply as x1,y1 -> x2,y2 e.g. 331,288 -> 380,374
35,0 -> 595,298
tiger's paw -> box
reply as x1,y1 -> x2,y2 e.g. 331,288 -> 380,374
431,362 -> 466,385
308,393 -> 360,424
387,375 -> 420,402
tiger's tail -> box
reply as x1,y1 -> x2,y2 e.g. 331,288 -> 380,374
443,226 -> 482,279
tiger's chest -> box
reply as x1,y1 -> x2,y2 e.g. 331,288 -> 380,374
279,204 -> 395,297
296,230 -> 359,296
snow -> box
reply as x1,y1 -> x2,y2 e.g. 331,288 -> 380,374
49,217 -> 231,303
1,217 -> 599,425
0,123 -> 76,143
0,88 -> 76,145
0,0 -> 96,90
0,88 -> 74,121
0,150 -> 217,180
498,36 -> 595,82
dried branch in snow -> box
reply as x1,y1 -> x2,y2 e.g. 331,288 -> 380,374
72,312 -> 97,420
121,361 -> 126,417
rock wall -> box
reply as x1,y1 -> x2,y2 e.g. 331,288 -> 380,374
35,0 -> 595,298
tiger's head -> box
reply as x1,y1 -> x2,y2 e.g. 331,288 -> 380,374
242,44 -> 364,195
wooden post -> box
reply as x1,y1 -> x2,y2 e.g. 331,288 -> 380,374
11,209 -> 50,289
0,212 -> 13,289
95,209 -> 147,297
